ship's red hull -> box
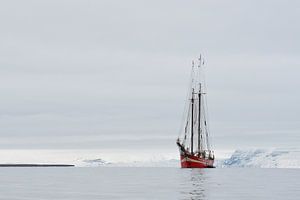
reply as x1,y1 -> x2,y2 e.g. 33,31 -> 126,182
180,154 -> 214,168
177,140 -> 214,168
179,145 -> 214,168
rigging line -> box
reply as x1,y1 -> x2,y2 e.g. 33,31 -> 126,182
198,54 -> 203,90
197,87 -> 201,153
195,56 -> 200,92
200,57 -> 213,150
177,63 -> 195,138
201,55 -> 208,94
202,98 -> 211,150
183,102 -> 191,145
197,54 -> 203,152
191,88 -> 195,154
203,92 -> 213,150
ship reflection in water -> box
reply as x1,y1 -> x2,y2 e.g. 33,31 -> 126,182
180,169 -> 207,200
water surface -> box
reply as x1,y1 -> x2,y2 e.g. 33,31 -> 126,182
0,167 -> 298,199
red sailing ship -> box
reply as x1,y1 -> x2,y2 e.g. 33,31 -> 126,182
176,55 -> 215,168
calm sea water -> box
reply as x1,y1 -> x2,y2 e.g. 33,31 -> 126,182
0,167 -> 299,200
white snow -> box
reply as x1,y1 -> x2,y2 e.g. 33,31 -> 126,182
77,149 -> 300,168
219,149 -> 300,168
0,148 -> 298,168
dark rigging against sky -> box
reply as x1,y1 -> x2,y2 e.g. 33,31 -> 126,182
0,0 -> 299,155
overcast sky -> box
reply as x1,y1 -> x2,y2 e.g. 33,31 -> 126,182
0,0 -> 299,154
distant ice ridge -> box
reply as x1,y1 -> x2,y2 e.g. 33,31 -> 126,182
76,158 -> 179,167
219,149 -> 300,168
74,149 -> 300,168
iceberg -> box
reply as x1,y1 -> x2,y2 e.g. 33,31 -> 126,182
219,149 -> 300,168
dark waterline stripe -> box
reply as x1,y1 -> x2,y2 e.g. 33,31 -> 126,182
0,164 -> 74,167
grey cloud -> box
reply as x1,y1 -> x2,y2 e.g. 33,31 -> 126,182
0,0 -> 299,151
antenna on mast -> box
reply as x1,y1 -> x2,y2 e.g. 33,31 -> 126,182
198,54 -> 201,67
191,60 -> 195,85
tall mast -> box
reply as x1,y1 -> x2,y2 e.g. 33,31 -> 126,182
198,84 -> 201,153
191,88 -> 194,154
197,55 -> 202,153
